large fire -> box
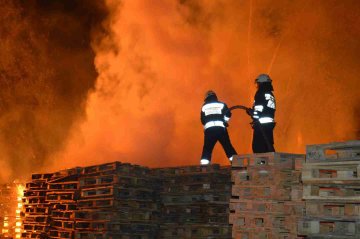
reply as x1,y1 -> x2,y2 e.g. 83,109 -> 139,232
0,0 -> 359,179
0,183 -> 24,238
56,0 -> 360,169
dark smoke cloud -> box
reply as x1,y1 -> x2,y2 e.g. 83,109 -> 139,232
0,0 -> 108,181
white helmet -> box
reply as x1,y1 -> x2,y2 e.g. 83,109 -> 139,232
255,74 -> 272,83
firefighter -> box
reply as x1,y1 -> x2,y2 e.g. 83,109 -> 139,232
247,74 -> 276,153
200,90 -> 237,165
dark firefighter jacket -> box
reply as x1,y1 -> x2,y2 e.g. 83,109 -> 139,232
252,89 -> 276,124
201,95 -> 231,130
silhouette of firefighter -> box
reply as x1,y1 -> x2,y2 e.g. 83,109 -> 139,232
247,74 -> 276,153
200,90 -> 237,165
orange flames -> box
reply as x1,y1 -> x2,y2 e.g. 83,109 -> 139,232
54,0 -> 360,169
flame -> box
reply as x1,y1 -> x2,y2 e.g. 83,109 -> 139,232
16,184 -> 25,199
15,184 -> 24,239
52,0 -> 360,170
1,1 -> 359,175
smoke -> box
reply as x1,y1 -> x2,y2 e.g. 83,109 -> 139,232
0,0 -> 108,182
54,0 -> 360,169
1,0 -> 360,177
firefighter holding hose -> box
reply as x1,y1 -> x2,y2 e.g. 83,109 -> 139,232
247,74 -> 276,153
199,90 -> 238,165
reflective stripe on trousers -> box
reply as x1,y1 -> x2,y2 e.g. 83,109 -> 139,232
259,117 -> 274,124
204,121 -> 225,130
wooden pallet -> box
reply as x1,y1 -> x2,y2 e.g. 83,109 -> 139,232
23,215 -> 50,224
48,229 -> 74,239
48,181 -> 79,191
230,199 -> 305,216
75,209 -> 154,222
24,206 -> 50,215
51,210 -> 75,220
26,181 -> 48,190
305,201 -> 360,219
232,185 -> 291,201
161,192 -> 230,204
23,222 -> 49,232
79,175 -> 153,189
302,160 -> 360,183
51,220 -> 75,230
306,140 -> 360,162
231,167 -> 301,186
298,218 -> 360,237
21,231 -> 48,239
46,191 -> 79,202
159,224 -> 231,239
74,231 -> 154,239
154,164 -> 227,175
31,173 -> 54,181
302,184 -> 360,201
81,162 -> 151,177
52,167 -> 82,178
232,228 -> 305,239
77,198 -> 158,210
232,153 -> 304,169
79,186 -> 154,201
51,203 -> 77,211
24,190 -> 47,197
162,204 -> 229,224
229,212 -> 299,231
162,182 -> 231,194
75,221 -> 157,233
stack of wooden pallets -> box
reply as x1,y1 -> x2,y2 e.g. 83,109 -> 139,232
299,140 -> 360,238
75,162 -> 160,239
155,164 -> 232,239
22,168 -> 81,239
22,173 -> 53,239
230,153 -> 305,239
22,162 -> 161,239
47,167 -> 82,239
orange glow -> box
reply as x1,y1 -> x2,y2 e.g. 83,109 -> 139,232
50,0 -> 360,170
1,1 -> 359,176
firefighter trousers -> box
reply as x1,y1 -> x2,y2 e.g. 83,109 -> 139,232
252,122 -> 275,153
201,126 -> 237,162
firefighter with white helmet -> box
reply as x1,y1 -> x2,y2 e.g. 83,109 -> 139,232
200,90 -> 237,165
247,74 -> 276,153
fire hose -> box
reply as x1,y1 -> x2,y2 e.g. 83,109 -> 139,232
228,105 -> 273,152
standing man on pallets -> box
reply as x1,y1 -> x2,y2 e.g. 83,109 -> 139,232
200,90 -> 237,165
246,74 -> 276,153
